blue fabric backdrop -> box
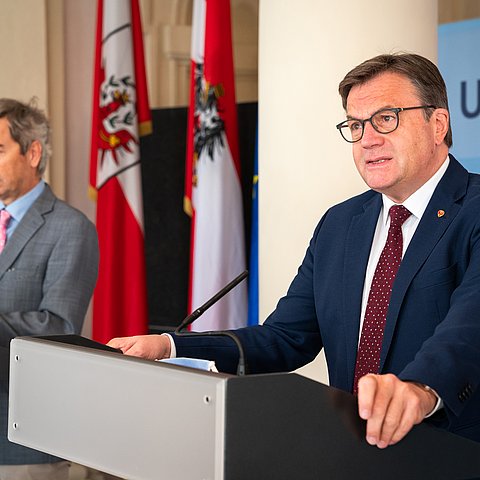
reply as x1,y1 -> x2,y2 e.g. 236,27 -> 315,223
439,18 -> 480,173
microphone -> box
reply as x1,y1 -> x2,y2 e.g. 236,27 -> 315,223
175,270 -> 248,376
175,270 -> 248,332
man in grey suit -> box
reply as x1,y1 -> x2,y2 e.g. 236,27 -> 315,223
0,98 -> 99,479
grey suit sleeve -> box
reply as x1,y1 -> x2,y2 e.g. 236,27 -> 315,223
0,209 -> 99,348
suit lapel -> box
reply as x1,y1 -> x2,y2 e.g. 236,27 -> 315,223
343,193 -> 382,389
380,156 -> 468,369
0,185 -> 55,280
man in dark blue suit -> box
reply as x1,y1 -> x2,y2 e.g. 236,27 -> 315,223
109,53 -> 480,448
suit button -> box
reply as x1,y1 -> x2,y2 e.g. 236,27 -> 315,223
458,392 -> 466,402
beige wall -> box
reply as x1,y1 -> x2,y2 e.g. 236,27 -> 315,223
0,0 -> 68,197
0,0 -> 48,105
64,0 -> 96,222
439,0 -> 480,23
259,0 -> 438,383
0,0 -> 51,184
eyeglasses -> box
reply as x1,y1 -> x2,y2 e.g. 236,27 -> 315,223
336,105 -> 436,143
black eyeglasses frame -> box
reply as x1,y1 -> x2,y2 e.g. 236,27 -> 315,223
336,105 -> 437,143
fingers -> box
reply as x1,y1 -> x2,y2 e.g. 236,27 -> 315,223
387,405 -> 419,446
358,374 -> 394,448
107,335 -> 169,360
357,374 -> 433,449
371,387 -> 407,448
107,337 -> 136,352
357,374 -> 378,420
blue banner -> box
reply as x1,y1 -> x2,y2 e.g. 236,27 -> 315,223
247,127 -> 259,326
439,18 -> 480,173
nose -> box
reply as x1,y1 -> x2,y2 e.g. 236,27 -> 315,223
360,120 -> 383,148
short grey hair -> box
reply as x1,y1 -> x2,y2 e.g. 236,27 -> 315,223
0,98 -> 51,175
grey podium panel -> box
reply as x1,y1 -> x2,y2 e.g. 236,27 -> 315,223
9,337 -> 228,480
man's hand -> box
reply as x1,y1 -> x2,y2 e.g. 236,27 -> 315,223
357,373 -> 437,448
107,334 -> 171,360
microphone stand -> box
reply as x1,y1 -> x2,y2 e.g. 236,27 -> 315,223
174,271 -> 248,376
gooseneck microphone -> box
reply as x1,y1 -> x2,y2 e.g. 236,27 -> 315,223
175,270 -> 248,376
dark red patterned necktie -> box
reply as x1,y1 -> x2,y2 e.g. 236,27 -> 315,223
353,205 -> 411,394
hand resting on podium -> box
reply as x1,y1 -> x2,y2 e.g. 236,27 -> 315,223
108,334 -> 171,361
357,373 -> 437,449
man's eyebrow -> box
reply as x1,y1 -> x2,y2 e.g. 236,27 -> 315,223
346,106 -> 397,120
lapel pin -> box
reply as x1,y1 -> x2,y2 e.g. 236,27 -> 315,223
437,210 -> 445,218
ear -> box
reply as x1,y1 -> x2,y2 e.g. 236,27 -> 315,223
28,140 -> 42,169
433,108 -> 449,146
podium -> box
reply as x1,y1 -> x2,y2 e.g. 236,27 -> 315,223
8,336 -> 480,480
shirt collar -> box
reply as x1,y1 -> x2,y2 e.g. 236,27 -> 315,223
0,180 -> 45,223
381,156 -> 450,225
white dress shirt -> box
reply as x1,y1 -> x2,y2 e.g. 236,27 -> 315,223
359,157 -> 450,336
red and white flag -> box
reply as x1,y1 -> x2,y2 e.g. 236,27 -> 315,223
89,0 -> 151,343
184,0 -> 247,331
